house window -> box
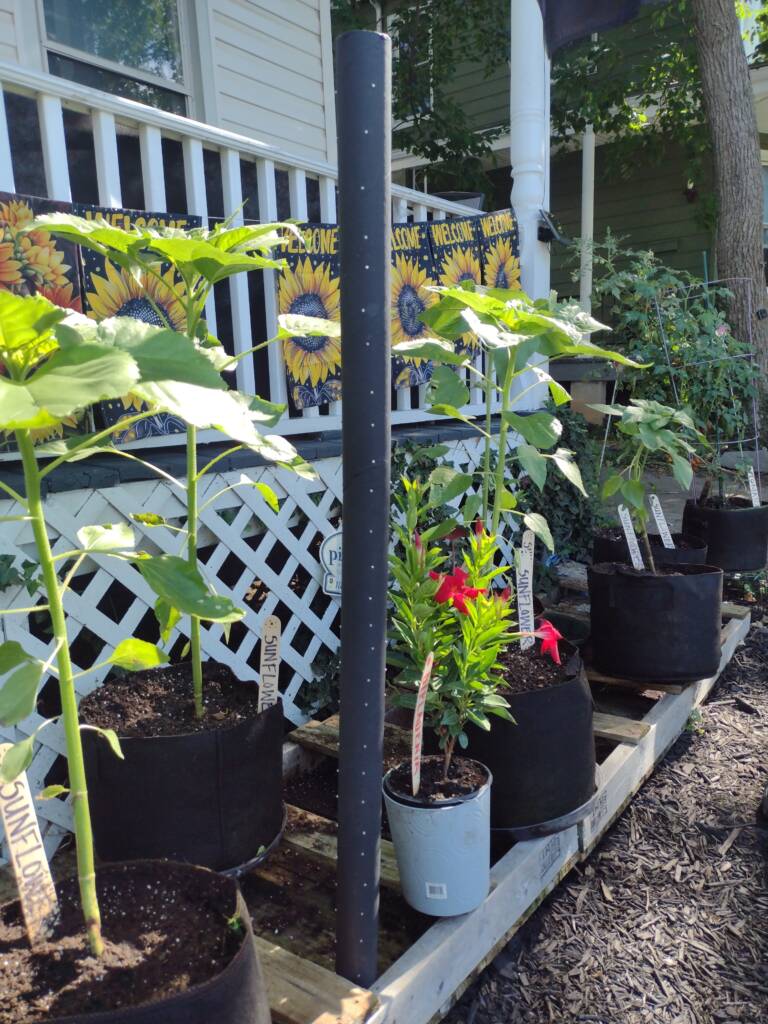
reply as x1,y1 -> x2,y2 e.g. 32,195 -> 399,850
41,0 -> 190,115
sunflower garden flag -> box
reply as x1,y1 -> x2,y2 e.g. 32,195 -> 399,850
278,223 -> 341,410
427,215 -> 483,352
0,192 -> 83,451
476,209 -> 521,290
74,204 -> 202,443
390,220 -> 438,389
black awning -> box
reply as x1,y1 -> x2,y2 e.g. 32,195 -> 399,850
537,0 -> 642,55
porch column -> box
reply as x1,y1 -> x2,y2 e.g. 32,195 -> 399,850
509,0 -> 550,299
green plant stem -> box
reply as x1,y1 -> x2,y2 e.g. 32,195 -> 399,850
481,367 -> 493,523
16,431 -> 103,956
186,425 -> 204,719
491,360 -> 516,535
640,526 -> 656,574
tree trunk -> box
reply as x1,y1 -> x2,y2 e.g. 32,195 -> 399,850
691,0 -> 768,379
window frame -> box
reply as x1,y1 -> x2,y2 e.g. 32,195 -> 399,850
36,0 -> 196,116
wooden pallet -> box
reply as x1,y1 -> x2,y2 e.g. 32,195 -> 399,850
2,606 -> 750,1024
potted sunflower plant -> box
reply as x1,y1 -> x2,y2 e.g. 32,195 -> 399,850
32,212 -> 334,874
589,399 -> 723,681
0,289 -> 272,1021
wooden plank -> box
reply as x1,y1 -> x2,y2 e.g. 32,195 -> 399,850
368,827 -> 580,1024
289,715 -> 411,764
255,936 -> 376,1024
579,609 -> 750,857
592,711 -> 650,745
721,600 -> 751,620
284,804 -> 401,890
586,668 -> 685,694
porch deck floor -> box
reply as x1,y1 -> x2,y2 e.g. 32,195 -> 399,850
444,624 -> 768,1024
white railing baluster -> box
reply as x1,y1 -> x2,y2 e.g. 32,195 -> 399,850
139,124 -> 167,210
255,157 -> 288,407
318,175 -> 341,420
37,93 -> 71,202
288,167 -> 320,421
91,110 -> 122,207
181,136 -> 217,338
0,90 -> 15,192
221,147 -> 255,396
413,202 -> 427,222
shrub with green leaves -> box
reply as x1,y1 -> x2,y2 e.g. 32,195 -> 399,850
388,477 -> 517,779
393,284 -> 640,551
594,398 -> 705,572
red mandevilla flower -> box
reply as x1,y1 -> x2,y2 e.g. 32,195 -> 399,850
429,568 -> 484,615
534,619 -> 564,665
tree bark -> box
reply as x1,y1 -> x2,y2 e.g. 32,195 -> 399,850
691,0 -> 768,378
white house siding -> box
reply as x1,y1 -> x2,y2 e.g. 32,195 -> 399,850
209,0 -> 336,164
0,2 -> 20,64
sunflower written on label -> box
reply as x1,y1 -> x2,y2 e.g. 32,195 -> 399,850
278,222 -> 341,411
75,203 -> 202,443
475,209 -> 521,291
0,191 -> 84,452
390,221 -> 438,389
427,216 -> 483,352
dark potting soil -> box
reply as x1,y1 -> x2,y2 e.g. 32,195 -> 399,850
79,661 -> 262,738
0,862 -> 243,1024
499,640 -> 571,695
387,754 -> 488,802
598,527 -> 702,550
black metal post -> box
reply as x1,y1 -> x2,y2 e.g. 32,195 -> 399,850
335,30 -> 392,987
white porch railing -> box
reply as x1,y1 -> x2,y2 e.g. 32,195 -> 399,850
0,60 -> 500,441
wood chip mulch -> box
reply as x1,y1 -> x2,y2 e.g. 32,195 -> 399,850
445,625 -> 768,1024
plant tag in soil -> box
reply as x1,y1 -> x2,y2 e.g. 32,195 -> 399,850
747,467 -> 761,508
649,495 -> 675,549
411,652 -> 434,797
257,614 -> 282,712
319,531 -> 343,597
0,744 -> 59,946
516,529 -> 535,650
618,505 -> 644,571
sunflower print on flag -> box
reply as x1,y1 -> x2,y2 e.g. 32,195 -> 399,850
0,192 -> 83,453
390,221 -> 438,389
427,215 -> 483,353
75,203 -> 202,442
278,224 -> 342,410
476,208 -> 522,291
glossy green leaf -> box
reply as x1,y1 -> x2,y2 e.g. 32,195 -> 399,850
427,365 -> 469,408
427,466 -> 473,508
1,733 -> 36,781
248,395 -> 285,428
429,403 -> 480,430
0,290 -> 66,373
84,725 -> 124,760
0,378 -> 59,431
671,453 -> 694,491
252,481 -> 280,513
0,660 -> 43,725
461,493 -> 483,525
392,338 -> 469,365
503,411 -> 562,449
549,448 -> 587,496
38,784 -> 69,800
27,344 -> 140,419
93,318 -> 226,389
497,488 -> 519,510
138,555 -> 245,623
523,512 -> 554,551
133,381 -> 260,444
517,443 -> 548,490
621,478 -> 646,510
35,434 -> 116,463
77,522 -> 135,553
108,638 -> 169,671
0,642 -> 31,675
602,474 -> 624,499
155,597 -> 182,644
278,314 -> 341,339
131,512 -> 167,527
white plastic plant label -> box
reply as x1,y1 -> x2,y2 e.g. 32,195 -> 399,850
319,531 -> 343,597
0,745 -> 59,945
257,614 -> 282,712
747,466 -> 761,508
618,505 -> 645,571
649,494 -> 675,549
411,652 -> 434,796
516,529 -> 536,650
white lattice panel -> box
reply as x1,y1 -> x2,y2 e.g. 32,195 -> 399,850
0,434 -> 523,858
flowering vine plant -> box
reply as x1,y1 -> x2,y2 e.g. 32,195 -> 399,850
388,477 -> 519,780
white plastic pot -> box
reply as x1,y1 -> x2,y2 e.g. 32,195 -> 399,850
382,759 -> 491,916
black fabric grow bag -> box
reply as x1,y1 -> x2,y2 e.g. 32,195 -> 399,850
28,862 -> 270,1024
682,497 -> 768,572
588,563 -> 723,681
83,701 -> 284,872
592,530 -> 707,567
465,648 -> 595,831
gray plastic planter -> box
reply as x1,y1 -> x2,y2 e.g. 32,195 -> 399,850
382,759 -> 492,916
